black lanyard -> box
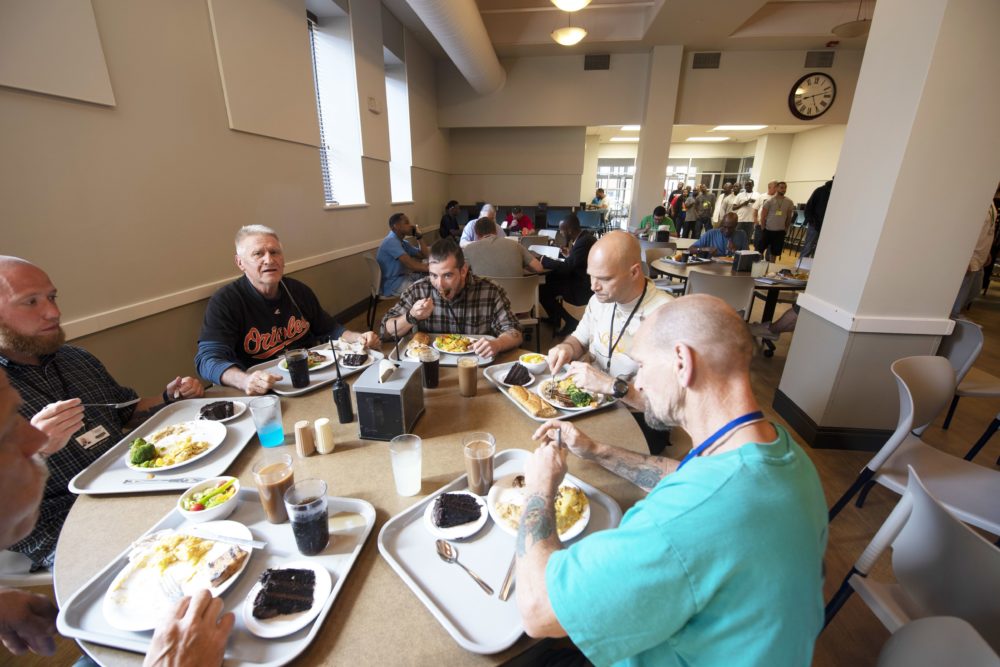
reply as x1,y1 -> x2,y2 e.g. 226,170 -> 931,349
677,411 -> 765,471
606,281 -> 648,372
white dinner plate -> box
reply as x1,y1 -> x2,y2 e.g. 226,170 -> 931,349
125,419 -> 228,472
339,348 -> 384,369
242,561 -> 333,639
487,473 -> 590,542
277,350 -> 336,373
421,491 -> 489,541
536,378 -> 608,412
102,520 -> 253,632
497,368 -> 536,389
198,400 -> 247,424
433,335 -> 476,355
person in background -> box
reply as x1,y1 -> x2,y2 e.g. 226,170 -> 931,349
195,226 -> 378,395
376,213 -> 429,296
380,240 -> 523,358
538,215 -> 598,337
757,182 -> 796,261
672,186 -> 692,238
438,200 -> 462,242
951,199 -> 997,317
636,206 -> 675,240
732,180 -> 760,239
691,212 -> 749,257
712,182 -> 734,226
801,178 -> 833,258
504,207 -> 535,236
0,370 -> 232,666
516,295 -> 828,666
688,184 -> 716,237
459,204 -> 505,247
464,217 -> 544,278
0,257 -> 204,570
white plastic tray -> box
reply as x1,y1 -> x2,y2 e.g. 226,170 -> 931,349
57,488 -> 375,667
377,448 -> 622,654
387,333 -> 495,367
483,362 -> 619,423
246,343 -> 384,397
69,398 -> 256,495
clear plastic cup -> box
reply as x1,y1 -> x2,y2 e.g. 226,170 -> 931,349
389,434 -> 422,496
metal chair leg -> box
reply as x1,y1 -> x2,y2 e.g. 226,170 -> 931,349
942,395 -> 960,430
965,417 -> 1000,461
823,567 -> 860,629
828,468 -> 876,522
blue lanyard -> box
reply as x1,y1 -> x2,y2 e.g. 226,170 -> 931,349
677,411 -> 764,471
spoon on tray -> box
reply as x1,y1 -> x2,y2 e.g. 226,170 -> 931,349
435,540 -> 494,596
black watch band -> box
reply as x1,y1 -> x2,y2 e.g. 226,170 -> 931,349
612,377 -> 629,400
405,310 -> 419,325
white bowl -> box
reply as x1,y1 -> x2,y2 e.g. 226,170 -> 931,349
177,477 -> 241,523
518,354 -> 548,375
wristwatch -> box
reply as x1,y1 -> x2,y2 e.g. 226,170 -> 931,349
611,376 -> 629,400
405,310 -> 419,326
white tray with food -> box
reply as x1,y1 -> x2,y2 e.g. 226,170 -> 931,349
388,332 -> 495,367
245,341 -> 385,397
377,448 -> 622,655
69,398 -> 257,496
483,362 -> 619,423
57,488 -> 375,667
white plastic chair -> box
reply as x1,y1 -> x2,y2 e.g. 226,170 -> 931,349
362,254 -> 398,331
0,550 -> 52,587
643,246 -> 677,278
877,617 -> 1000,667
684,272 -> 756,319
827,356 -> 1000,539
484,275 -> 541,352
825,468 -> 1000,654
937,319 -> 1000,462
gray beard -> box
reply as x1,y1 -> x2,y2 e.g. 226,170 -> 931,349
643,386 -> 685,431
0,323 -> 66,359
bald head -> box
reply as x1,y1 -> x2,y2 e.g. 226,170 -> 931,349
587,231 -> 644,304
0,257 -> 47,300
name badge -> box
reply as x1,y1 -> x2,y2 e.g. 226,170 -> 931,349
776,210 -> 784,216
76,425 -> 111,450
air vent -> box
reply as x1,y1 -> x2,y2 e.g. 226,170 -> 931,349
805,51 -> 835,68
584,54 -> 611,71
692,52 -> 721,69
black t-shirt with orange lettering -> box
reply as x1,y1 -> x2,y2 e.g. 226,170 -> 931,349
196,276 -> 344,380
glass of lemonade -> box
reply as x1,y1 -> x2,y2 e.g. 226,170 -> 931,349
389,434 -> 422,496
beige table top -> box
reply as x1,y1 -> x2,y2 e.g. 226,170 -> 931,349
54,349 -> 647,666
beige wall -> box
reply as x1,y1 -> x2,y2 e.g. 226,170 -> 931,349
0,0 -> 447,391
783,125 -> 845,202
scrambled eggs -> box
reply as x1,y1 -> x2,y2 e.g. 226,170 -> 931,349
435,334 -> 472,353
497,485 -> 588,536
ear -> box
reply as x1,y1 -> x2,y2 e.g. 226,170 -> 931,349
234,253 -> 245,272
674,342 -> 695,389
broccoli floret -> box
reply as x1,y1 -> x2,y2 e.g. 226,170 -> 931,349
129,438 -> 157,465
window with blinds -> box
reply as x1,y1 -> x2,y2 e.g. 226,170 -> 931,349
308,12 -> 365,206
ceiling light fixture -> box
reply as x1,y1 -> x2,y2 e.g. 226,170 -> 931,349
832,0 -> 871,38
551,12 -> 586,46
620,125 -> 641,131
609,137 -> 640,142
710,125 -> 767,131
551,0 -> 591,10
685,137 -> 730,142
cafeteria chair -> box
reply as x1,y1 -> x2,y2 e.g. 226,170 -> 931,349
486,275 -> 541,352
362,254 -> 397,332
0,550 -> 52,587
684,272 -> 756,320
824,468 -> 1000,655
642,245 -> 676,279
826,356 -> 1000,540
937,318 -> 1000,462
876,617 -> 1000,667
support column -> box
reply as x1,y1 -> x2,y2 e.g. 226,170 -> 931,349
580,133 -> 599,204
776,0 -> 1000,450
751,134 -> 792,189
630,45 -> 682,231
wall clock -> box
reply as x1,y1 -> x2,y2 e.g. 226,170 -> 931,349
789,72 -> 836,120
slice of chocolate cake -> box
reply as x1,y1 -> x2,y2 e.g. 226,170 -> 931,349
252,568 -> 316,619
341,352 -> 369,367
503,363 -> 532,386
432,493 -> 482,528
199,400 -> 234,421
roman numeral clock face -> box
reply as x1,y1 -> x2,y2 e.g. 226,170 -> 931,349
789,72 -> 836,120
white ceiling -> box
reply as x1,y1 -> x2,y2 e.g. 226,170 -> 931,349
384,0 -> 873,59
588,123 -> 821,144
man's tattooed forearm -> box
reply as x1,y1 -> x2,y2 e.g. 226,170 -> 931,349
516,493 -> 556,557
610,460 -> 664,492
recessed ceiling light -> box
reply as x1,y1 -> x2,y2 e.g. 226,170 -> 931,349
551,25 -> 587,46
685,137 -> 730,142
551,0 -> 592,11
609,137 -> 640,142
710,125 -> 767,131
620,125 -> 641,131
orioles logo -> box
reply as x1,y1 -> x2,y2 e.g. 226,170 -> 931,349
244,315 -> 310,359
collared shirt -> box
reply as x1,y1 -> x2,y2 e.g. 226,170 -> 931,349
379,274 -> 522,339
691,228 -> 749,256
1,346 -> 139,568
376,230 -> 423,296
460,219 -> 506,245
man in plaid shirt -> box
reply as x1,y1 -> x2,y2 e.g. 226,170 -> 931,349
380,240 -> 523,358
0,257 -> 204,569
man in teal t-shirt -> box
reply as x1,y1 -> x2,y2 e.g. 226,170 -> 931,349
517,295 -> 828,667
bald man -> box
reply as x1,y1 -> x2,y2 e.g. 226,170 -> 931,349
518,295 -> 828,666
0,256 -> 204,569
546,231 -> 672,451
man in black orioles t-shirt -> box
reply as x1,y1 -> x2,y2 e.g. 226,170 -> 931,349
196,225 -> 379,395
